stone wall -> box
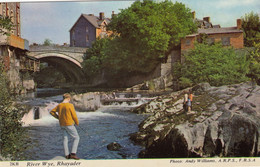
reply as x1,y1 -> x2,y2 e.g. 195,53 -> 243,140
125,49 -> 180,91
1,45 -> 36,94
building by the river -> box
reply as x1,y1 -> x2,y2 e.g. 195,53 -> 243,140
69,12 -> 114,47
0,2 -> 39,94
181,11 -> 244,53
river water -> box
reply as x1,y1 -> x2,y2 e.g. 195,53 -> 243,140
20,88 -> 150,160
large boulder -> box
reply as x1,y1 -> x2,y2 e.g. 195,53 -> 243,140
130,82 -> 260,158
72,92 -> 119,111
72,92 -> 101,112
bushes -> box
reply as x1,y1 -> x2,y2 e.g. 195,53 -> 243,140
241,11 -> 260,47
175,43 -> 250,88
0,65 -> 29,160
247,42 -> 260,85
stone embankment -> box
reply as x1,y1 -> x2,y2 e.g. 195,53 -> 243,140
130,82 -> 260,158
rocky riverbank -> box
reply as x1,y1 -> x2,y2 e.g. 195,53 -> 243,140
130,82 -> 260,158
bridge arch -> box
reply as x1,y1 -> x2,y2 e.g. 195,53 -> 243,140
33,52 -> 85,83
34,52 -> 82,68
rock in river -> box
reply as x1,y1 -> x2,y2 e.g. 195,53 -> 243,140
107,142 -> 122,151
130,82 -> 260,158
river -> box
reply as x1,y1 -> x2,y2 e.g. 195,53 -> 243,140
20,88 -> 150,160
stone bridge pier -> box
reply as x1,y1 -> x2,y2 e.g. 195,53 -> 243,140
28,45 -> 87,83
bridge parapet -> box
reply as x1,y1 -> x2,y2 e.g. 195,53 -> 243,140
29,45 -> 87,53
28,45 -> 87,63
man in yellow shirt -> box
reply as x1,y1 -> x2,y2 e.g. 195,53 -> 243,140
50,93 -> 80,160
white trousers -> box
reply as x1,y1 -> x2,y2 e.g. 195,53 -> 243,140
61,125 -> 80,156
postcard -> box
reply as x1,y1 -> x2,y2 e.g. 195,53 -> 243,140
0,0 -> 259,167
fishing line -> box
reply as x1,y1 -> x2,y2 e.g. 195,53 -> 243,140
77,125 -> 88,135
77,124 -> 106,154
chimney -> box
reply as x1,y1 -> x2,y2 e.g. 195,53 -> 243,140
88,14 -> 94,16
203,17 -> 210,23
99,12 -> 104,20
192,11 -> 196,19
237,19 -> 242,29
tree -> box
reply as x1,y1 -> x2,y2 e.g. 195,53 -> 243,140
0,15 -> 13,36
43,38 -> 52,46
83,0 -> 197,79
241,11 -> 260,47
176,43 -> 249,88
82,37 -> 110,78
0,64 -> 29,160
247,42 -> 260,85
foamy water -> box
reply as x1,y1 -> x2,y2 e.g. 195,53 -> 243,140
20,92 -> 152,160
21,93 -> 153,127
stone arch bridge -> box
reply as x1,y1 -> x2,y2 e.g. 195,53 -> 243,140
28,45 -> 87,83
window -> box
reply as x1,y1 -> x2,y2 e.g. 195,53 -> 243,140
185,39 -> 191,46
222,37 -> 230,46
10,10 -> 14,23
86,35 -> 89,42
72,40 -> 75,46
72,30 -> 75,39
86,26 -> 89,33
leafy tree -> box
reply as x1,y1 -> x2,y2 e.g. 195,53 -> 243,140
0,15 -> 13,36
83,0 -> 197,79
176,43 -> 249,88
43,38 -> 52,46
241,11 -> 260,47
247,42 -> 260,85
106,0 -> 196,73
82,37 -> 110,78
0,64 -> 29,160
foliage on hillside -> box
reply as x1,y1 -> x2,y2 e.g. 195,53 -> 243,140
0,64 -> 29,160
241,11 -> 260,47
82,0 -> 197,79
174,42 -> 250,89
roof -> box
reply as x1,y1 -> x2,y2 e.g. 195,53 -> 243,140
186,27 -> 243,37
82,14 -> 100,28
69,14 -> 111,32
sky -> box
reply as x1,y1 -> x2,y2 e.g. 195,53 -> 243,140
19,0 -> 260,45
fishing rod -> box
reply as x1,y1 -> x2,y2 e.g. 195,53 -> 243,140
77,124 -> 104,150
77,125 -> 89,136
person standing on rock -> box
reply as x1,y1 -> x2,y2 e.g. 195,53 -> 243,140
188,90 -> 193,111
50,93 -> 80,160
183,92 -> 188,112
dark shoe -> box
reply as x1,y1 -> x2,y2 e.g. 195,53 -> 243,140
65,154 -> 71,159
70,153 -> 80,160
